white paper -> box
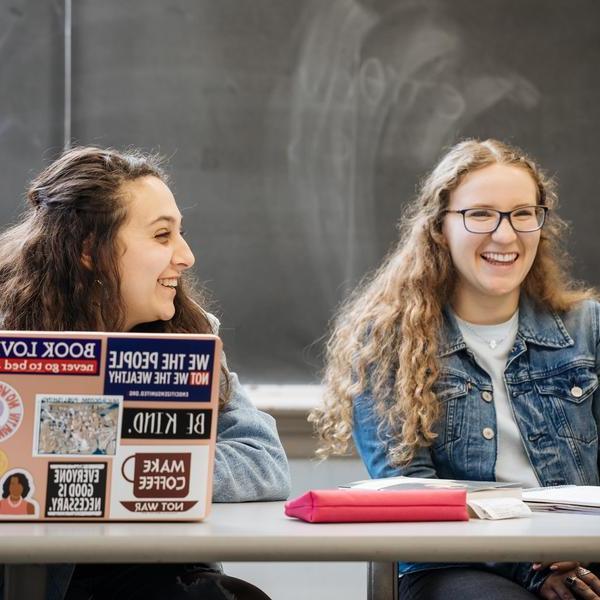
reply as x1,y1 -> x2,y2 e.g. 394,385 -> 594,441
468,497 -> 532,520
523,486 -> 600,508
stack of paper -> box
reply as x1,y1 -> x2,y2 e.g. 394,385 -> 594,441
343,475 -> 522,500
523,486 -> 600,513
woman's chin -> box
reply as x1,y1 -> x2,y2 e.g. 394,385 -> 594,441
158,306 -> 176,321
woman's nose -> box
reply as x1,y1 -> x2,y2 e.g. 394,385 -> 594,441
174,236 -> 195,270
491,215 -> 518,242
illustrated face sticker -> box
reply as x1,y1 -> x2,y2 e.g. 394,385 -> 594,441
0,468 -> 39,517
0,381 -> 23,442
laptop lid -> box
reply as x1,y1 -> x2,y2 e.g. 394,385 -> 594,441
0,331 -> 221,521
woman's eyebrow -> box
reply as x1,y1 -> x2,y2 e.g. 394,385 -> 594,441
147,215 -> 181,226
463,201 -> 536,209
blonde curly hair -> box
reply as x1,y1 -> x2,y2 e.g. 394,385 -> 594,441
309,138 -> 596,467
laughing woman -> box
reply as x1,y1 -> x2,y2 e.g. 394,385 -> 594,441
0,147 -> 290,600
311,139 -> 600,600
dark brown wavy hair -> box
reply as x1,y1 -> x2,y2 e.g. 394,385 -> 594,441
0,146 -> 231,404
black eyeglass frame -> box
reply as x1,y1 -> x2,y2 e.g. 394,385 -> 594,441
443,205 -> 549,234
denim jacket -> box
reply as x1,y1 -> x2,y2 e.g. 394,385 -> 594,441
353,294 -> 600,593
0,318 -> 291,600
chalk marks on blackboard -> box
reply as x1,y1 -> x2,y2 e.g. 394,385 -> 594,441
268,0 -> 541,309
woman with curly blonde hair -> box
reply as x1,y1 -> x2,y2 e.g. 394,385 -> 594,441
311,139 -> 600,599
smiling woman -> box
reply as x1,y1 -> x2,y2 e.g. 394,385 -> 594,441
0,147 -> 290,600
310,139 -> 600,600
441,163 -> 543,324
116,176 -> 196,330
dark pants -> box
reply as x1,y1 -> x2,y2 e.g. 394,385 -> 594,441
398,568 -> 538,600
64,564 -> 272,600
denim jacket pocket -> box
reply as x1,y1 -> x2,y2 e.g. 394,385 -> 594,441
535,366 -> 599,443
431,375 -> 468,449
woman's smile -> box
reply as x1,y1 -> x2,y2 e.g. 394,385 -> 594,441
480,251 -> 519,266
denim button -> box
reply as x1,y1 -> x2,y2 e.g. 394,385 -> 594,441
571,386 -> 583,398
481,391 -> 493,402
482,427 -> 495,440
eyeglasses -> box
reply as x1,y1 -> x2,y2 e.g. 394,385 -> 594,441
443,205 -> 548,234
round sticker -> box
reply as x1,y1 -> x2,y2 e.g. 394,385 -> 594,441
0,381 -> 23,442
0,450 -> 8,476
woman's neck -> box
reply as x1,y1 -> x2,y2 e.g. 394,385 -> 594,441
451,290 -> 519,325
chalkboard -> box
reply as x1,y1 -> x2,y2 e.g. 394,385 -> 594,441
2,0 -> 600,382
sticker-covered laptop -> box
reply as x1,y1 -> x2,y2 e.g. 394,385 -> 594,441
0,331 -> 221,521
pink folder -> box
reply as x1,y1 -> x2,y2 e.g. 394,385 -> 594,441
284,488 -> 469,523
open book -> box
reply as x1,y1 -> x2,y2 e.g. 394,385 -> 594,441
343,476 -> 522,500
523,486 -> 600,513
342,476 -> 526,519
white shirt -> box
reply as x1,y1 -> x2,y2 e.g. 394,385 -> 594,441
454,311 -> 540,488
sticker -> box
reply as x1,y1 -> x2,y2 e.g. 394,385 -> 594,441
0,450 -> 7,476
120,500 -> 198,513
0,469 -> 39,517
104,337 -> 216,402
121,452 -> 191,498
121,407 -> 212,440
45,462 -> 107,517
110,445 -> 208,518
0,337 -> 100,376
0,381 -> 23,442
34,395 -> 121,456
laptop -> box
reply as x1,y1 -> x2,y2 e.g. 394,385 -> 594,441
0,331 -> 221,521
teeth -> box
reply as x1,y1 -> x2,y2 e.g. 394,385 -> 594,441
158,278 -> 178,288
481,252 -> 518,263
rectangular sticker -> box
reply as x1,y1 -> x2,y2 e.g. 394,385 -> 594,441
0,337 -> 101,376
34,395 -> 122,456
110,445 -> 210,519
121,407 -> 212,440
45,462 -> 107,517
104,337 -> 216,402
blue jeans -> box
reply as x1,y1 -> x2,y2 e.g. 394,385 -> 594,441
399,567 -> 538,599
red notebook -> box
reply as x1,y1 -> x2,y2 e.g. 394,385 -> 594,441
284,488 -> 469,523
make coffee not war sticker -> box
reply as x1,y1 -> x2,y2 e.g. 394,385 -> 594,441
118,450 -> 200,514
45,462 -> 107,517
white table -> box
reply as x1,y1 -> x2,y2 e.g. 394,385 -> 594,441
2,501 -> 600,599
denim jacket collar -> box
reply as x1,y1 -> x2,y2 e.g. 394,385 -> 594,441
439,293 -> 574,358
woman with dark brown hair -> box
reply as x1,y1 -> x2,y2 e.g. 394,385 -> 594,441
0,146 -> 290,600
